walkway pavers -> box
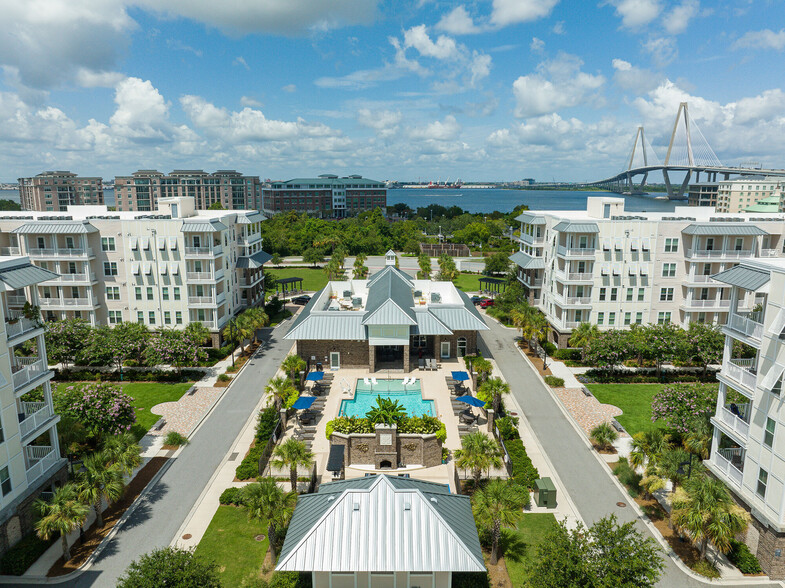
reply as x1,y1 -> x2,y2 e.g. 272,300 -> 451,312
150,387 -> 223,436
550,386 -> 626,437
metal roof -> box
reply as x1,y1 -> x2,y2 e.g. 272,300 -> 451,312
236,250 -> 272,269
0,263 -> 60,290
272,177 -> 386,187
457,289 -> 488,327
286,314 -> 366,340
363,269 -> 416,326
682,223 -> 768,236
180,220 -> 228,232
509,250 -> 545,270
430,306 -> 488,332
552,221 -> 599,233
515,211 -> 547,225
276,475 -> 484,573
12,221 -> 97,234
236,212 -> 263,224
367,265 -> 414,288
712,264 -> 771,291
414,311 -> 452,335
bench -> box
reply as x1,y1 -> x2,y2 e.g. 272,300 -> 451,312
154,418 -> 166,431
611,419 -> 625,433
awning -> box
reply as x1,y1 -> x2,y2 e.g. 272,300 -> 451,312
140,237 -> 150,250
168,237 -> 178,249
712,265 -> 770,291
12,221 -> 96,234
552,221 -> 599,233
129,236 -> 138,250
0,263 -> 59,290
170,263 -> 180,275
514,212 -> 546,225
326,444 -> 345,472
181,220 -> 228,233
157,237 -> 166,250
509,250 -> 544,270
236,250 -> 272,269
683,223 -> 768,236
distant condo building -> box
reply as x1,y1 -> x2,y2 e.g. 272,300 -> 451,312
0,197 -> 269,346
511,196 -> 785,346
19,171 -> 104,212
262,174 -> 386,218
687,182 -> 719,208
716,177 -> 784,213
114,170 -> 262,212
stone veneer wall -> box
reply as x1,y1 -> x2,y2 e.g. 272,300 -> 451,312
296,340 -> 370,369
434,330 -> 478,358
331,426 -> 442,469
747,510 -> 785,579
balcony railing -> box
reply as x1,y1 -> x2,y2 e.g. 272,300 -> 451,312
682,299 -> 731,309
727,311 -> 764,341
52,273 -> 95,282
7,295 -> 26,307
216,292 -> 226,305
724,358 -> 757,392
184,246 -> 212,256
759,249 -> 778,257
5,314 -> 41,341
566,296 -> 592,305
18,402 -> 53,439
716,403 -> 751,439
12,358 -> 48,391
713,447 -> 744,487
27,247 -> 93,258
25,445 -> 59,486
520,233 -> 544,245
565,272 -> 593,281
186,272 -> 215,281
686,248 -> 754,259
39,297 -> 93,308
686,274 -> 717,283
0,246 -> 20,256
193,319 -> 216,328
557,245 -> 595,257
188,295 -> 216,305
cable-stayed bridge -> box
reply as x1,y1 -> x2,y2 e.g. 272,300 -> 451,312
575,102 -> 785,199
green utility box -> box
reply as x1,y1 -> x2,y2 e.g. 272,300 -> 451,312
534,477 -> 557,509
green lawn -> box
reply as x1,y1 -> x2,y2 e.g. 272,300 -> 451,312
267,267 -> 330,293
586,383 -> 667,436
454,272 -> 483,292
503,513 -> 559,586
195,505 -> 269,586
55,381 -> 194,440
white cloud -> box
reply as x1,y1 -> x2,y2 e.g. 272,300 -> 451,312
282,84 -> 297,93
469,52 -> 492,86
530,37 -> 545,53
552,21 -> 565,34
403,25 -> 460,61
436,6 -> 483,35
732,29 -> 785,51
663,0 -> 699,35
408,115 -> 461,141
490,0 -> 559,27
513,53 -> 605,117
605,0 -> 662,29
76,69 -> 126,88
643,36 -> 678,67
611,59 -> 661,93
240,96 -> 262,107
233,56 -> 250,70
109,77 -> 172,140
357,108 -> 401,137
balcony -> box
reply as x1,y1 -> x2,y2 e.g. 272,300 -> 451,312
49,273 -> 95,283
188,295 -> 216,306
685,274 -> 721,284
723,358 -> 757,395
18,402 -> 54,439
759,249 -> 778,257
686,248 -> 754,259
557,245 -> 595,258
239,274 -> 264,287
5,314 -> 42,342
518,273 -> 543,288
520,233 -> 544,245
7,295 -> 27,307
726,311 -> 764,343
714,403 -> 751,441
186,271 -> 216,281
681,299 -> 731,310
12,357 -> 50,392
554,270 -> 593,283
184,246 -> 212,257
566,296 -> 592,306
39,297 -> 95,308
194,319 -> 216,329
27,247 -> 93,258
0,246 -> 20,256
25,445 -> 59,486
712,447 -> 744,488
216,292 -> 227,305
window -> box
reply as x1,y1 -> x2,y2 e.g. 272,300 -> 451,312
624,312 -> 631,325
626,288 -> 633,302
149,311 -> 156,324
597,312 -> 604,325
765,418 -> 776,448
574,310 -> 583,322
137,311 -> 144,324
638,288 -> 645,302
146,287 -> 153,300
106,287 -> 120,301
103,261 -> 117,276
664,238 -> 679,253
610,288 -> 618,302
164,311 -> 171,325
135,287 -> 142,300
608,312 -> 616,325
657,312 -> 672,324
0,414 -> 3,443
703,263 -> 712,276
599,288 -> 606,301
108,310 -> 122,324
735,238 -> 744,251
660,288 -> 674,302
757,468 -> 768,498
174,287 -> 181,301
412,335 -> 427,348
697,312 -> 706,323
162,287 -> 169,301
0,466 -> 10,497
662,263 -> 676,277
101,237 -> 115,251
635,312 -> 643,325
175,311 -> 183,325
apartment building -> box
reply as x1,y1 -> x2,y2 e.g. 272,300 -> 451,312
0,197 -> 270,346
511,197 -> 785,346
0,256 -> 66,558
262,174 -> 386,218
707,258 -> 785,579
717,177 -> 784,213
18,171 -> 104,212
114,170 -> 262,212
687,182 -> 719,207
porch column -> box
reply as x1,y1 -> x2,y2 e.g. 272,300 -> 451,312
403,345 -> 410,373
369,345 -> 376,373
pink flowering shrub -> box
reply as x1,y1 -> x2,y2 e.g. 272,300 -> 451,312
651,382 -> 719,434
54,383 -> 135,436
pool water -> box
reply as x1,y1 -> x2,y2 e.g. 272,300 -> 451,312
340,379 -> 435,418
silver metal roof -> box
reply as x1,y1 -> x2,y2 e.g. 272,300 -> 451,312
363,268 -> 416,325
430,306 -> 488,331
276,475 -> 484,573
236,250 -> 272,269
510,250 -> 545,270
414,311 -> 452,335
12,221 -> 97,234
286,314 -> 366,340
712,264 -> 771,291
367,265 -> 414,288
236,212 -> 263,224
552,221 -> 600,233
515,211 -> 547,225
0,263 -> 60,290
682,223 -> 768,236
363,299 -> 417,326
180,220 -> 228,232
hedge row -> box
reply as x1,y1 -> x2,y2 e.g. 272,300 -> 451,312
554,348 -> 582,361
53,368 -> 203,383
506,438 -> 540,490
727,539 -> 762,574
235,407 -> 280,481
578,370 -> 718,384
0,532 -> 56,575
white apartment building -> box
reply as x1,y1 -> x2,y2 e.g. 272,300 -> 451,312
511,197 -> 785,346
0,256 -> 66,558
0,197 -> 270,345
708,259 -> 785,579
717,177 -> 784,213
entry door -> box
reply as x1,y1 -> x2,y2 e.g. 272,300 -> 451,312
330,352 -> 340,370
440,341 -> 450,359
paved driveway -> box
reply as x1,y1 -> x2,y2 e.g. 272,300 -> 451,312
478,315 -> 775,588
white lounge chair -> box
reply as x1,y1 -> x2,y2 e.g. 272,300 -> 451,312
363,377 -> 371,386
409,378 -> 417,387
371,377 -> 378,386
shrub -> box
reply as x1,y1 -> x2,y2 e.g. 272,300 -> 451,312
236,407 -> 280,480
219,487 -> 245,506
543,375 -> 565,387
452,572 -> 491,588
506,438 -> 539,489
495,416 -> 520,441
613,457 -> 642,496
727,539 -> 762,574
163,431 -> 188,446
235,446 -> 264,480
691,559 -> 721,579
543,341 -> 557,356
54,382 -> 135,436
53,368 -> 202,382
590,422 -> 618,451
0,532 -> 56,575
217,374 -> 231,383
554,348 -> 582,361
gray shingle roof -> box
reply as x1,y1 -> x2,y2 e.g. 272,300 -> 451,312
712,264 -> 771,291
682,223 -> 768,236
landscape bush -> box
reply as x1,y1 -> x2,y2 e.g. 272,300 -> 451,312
235,407 -> 280,480
554,348 -> 582,361
217,374 -> 231,383
218,487 -> 245,506
506,438 -> 539,489
54,382 -> 135,436
163,431 -> 188,446
613,457 -> 642,497
727,539 -> 762,574
325,415 -> 445,439
543,375 -> 564,387
578,369 -> 718,385
543,341 -> 557,356
53,368 -> 203,383
0,532 -> 56,575
495,415 -> 520,441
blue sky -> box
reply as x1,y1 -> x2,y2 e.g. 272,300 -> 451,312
1,0 -> 784,182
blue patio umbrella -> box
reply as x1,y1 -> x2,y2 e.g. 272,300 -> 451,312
451,371 -> 470,382
455,395 -> 485,407
292,396 -> 317,410
306,371 -> 324,381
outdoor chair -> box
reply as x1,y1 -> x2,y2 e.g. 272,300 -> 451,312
418,358 -> 425,370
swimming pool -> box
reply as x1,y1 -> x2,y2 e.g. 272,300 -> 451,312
340,379 -> 435,418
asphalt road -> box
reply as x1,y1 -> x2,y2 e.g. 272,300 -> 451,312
478,314 -> 776,588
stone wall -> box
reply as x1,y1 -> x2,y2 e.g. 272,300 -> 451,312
331,425 -> 442,469
297,339 -> 370,369
434,330 -> 478,358
748,511 -> 785,579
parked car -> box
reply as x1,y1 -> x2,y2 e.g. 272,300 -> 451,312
470,296 -> 482,305
479,298 -> 495,309
292,295 -> 311,305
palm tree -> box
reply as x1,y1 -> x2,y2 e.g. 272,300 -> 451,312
184,321 -> 210,347
243,307 -> 270,344
366,397 -> 407,425
479,377 -> 509,415
629,429 -> 670,471
590,422 -> 618,451
281,354 -> 306,387
417,252 -> 431,280
221,318 -> 242,356
683,418 -> 712,460
472,480 -> 529,564
242,477 -> 297,561
265,376 -> 296,411
568,322 -> 600,359
102,432 -> 142,476
509,304 -> 530,341
671,474 -> 749,558
455,431 -> 503,488
353,253 -> 369,279
271,438 -> 314,493
34,484 -> 89,562
76,452 -> 125,528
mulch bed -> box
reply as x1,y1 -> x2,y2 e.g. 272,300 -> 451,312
592,444 -> 618,455
47,457 -> 169,576
519,344 -> 553,376
485,553 -> 512,588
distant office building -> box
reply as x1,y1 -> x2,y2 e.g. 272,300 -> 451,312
19,171 -> 104,212
262,174 -> 386,218
687,182 -> 719,207
716,177 -> 784,213
114,170 -> 262,212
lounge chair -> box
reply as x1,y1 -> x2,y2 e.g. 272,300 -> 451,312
364,377 -> 371,386
402,377 -> 410,386
460,411 -> 478,425
371,377 -> 378,386
409,378 -> 417,386
418,358 -> 425,371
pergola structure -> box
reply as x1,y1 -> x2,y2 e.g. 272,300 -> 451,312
478,276 -> 507,296
277,276 -> 304,297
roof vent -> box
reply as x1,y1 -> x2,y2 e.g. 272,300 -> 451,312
327,496 -> 335,501
430,292 -> 441,303
430,497 -> 437,503
353,503 -> 360,511
404,503 -> 411,511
